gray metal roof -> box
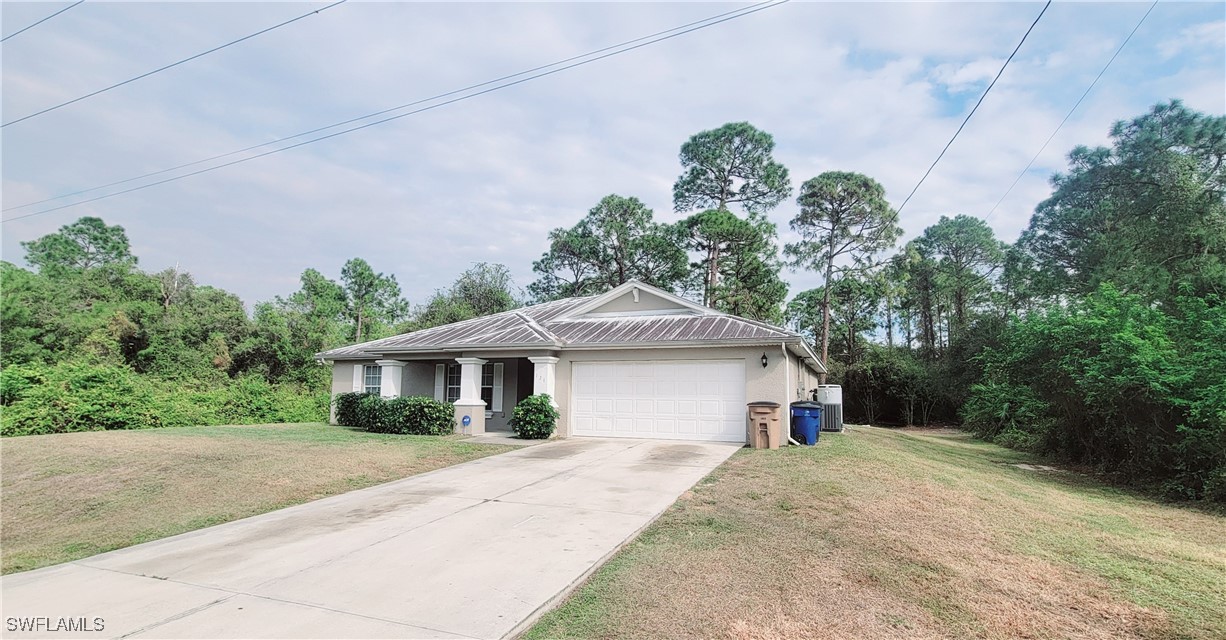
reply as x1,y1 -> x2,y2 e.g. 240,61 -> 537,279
317,281 -> 817,365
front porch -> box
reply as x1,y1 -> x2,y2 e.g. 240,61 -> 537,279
359,354 -> 560,435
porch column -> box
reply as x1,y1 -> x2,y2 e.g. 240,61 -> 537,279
528,356 -> 559,408
453,357 -> 487,435
376,360 -> 405,398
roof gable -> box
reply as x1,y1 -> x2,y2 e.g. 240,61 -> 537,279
558,281 -> 711,320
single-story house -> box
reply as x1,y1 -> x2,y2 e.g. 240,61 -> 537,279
316,280 -> 825,443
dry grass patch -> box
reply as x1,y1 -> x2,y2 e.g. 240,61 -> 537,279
0,422 -> 511,574
526,427 -> 1226,640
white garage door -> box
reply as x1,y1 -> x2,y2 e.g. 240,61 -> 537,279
571,360 -> 746,442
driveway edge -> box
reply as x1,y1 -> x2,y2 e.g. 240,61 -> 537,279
503,457 -> 732,640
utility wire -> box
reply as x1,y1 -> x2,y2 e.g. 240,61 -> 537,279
985,0 -> 1158,222
2,0 -> 789,223
2,0 -> 347,127
894,0 -> 1052,216
1,0 -> 83,43
5,0 -> 778,213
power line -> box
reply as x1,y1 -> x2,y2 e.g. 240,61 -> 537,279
1,0 -> 83,43
2,0 -> 347,128
985,0 -> 1159,222
2,0 -> 789,223
5,0 -> 779,213
894,0 -> 1052,216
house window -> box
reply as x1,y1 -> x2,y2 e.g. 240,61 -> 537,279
445,364 -> 462,402
481,364 -> 495,408
363,365 -> 382,394
444,363 -> 498,407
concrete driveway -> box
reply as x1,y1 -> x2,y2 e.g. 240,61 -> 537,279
0,438 -> 739,640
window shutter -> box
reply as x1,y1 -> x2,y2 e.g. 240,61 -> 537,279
434,364 -> 446,401
352,365 -> 363,392
492,362 -> 504,412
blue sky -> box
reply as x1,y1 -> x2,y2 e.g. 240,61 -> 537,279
2,1 -> 1223,309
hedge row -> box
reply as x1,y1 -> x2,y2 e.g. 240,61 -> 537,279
0,361 -> 329,437
333,392 -> 454,435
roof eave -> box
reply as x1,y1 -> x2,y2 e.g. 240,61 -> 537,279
320,341 -> 563,359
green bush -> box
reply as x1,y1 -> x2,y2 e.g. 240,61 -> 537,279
334,393 -> 454,435
965,285 -> 1226,501
333,391 -> 368,427
0,361 -> 329,437
397,396 -> 454,435
354,393 -> 388,431
960,381 -> 1051,442
510,394 -> 558,439
0,361 -> 166,436
0,363 -> 45,406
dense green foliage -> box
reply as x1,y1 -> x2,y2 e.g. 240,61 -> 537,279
510,394 -> 559,439
1,218 -> 518,436
961,286 -> 1225,500
410,263 -> 521,330
810,101 -> 1225,501
529,195 -> 689,300
332,392 -> 455,435
0,361 -> 326,436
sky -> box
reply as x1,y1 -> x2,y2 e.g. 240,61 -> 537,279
2,1 -> 1224,310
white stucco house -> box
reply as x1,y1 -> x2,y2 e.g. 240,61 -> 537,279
317,280 -> 825,443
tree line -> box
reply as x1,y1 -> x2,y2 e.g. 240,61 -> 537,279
0,219 -> 521,435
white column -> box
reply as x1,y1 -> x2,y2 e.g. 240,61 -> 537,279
376,360 -> 405,398
453,357 -> 487,435
528,356 -> 559,408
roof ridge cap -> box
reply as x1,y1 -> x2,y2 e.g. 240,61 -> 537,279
514,311 -> 562,344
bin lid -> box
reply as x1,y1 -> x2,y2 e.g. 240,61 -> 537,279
790,401 -> 822,408
747,401 -> 781,407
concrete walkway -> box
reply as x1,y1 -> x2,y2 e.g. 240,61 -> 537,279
1,438 -> 739,640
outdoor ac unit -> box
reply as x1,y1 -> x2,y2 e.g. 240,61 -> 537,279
813,384 -> 844,432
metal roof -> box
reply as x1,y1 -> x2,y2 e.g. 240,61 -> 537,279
317,281 -> 820,368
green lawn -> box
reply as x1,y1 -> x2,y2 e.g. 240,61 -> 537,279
0,422 -> 511,574
527,427 -> 1226,640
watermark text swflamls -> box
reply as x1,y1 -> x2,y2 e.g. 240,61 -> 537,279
6,617 -> 106,633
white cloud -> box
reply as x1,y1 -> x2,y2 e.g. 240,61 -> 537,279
2,1 -> 1223,308
1158,20 -> 1226,59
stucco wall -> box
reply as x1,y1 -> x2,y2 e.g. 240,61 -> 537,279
402,363 -> 435,397
329,360 -> 376,423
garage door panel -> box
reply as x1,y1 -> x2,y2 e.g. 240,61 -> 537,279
572,360 -> 745,443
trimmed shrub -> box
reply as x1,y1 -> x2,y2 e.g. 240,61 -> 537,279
354,393 -> 388,431
398,396 -> 454,435
333,392 -> 369,427
510,394 -> 558,440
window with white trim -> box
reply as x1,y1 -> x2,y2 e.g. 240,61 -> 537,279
445,364 -> 462,402
480,364 -> 495,408
363,365 -> 382,394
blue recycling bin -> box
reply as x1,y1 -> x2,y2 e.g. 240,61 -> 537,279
790,401 -> 823,446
